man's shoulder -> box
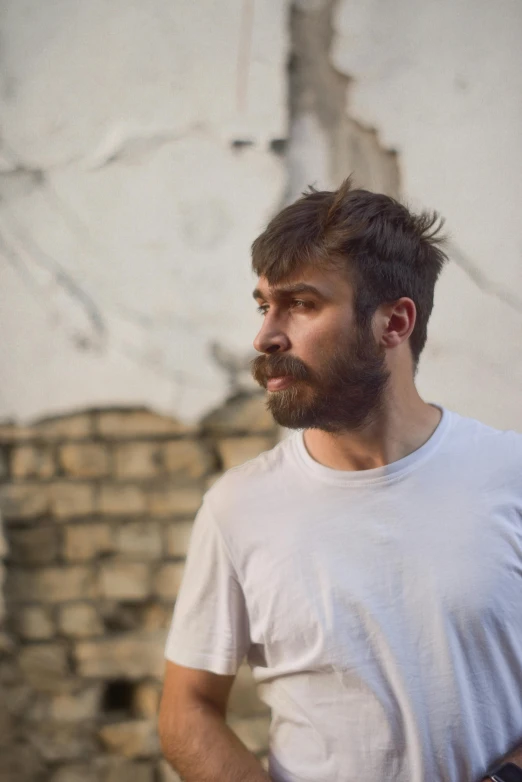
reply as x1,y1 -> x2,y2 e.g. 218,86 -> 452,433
205,432 -> 296,512
449,408 -> 522,466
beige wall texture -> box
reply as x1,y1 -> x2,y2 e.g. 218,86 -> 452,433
1,0 -> 521,431
0,395 -> 277,781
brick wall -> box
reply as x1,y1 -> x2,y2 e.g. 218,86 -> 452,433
0,393 -> 279,782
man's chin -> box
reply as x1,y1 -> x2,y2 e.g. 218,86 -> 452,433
265,401 -> 316,430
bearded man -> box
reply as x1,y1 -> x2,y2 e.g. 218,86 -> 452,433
158,179 -> 522,782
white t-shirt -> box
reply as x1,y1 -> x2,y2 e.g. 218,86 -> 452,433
165,407 -> 522,782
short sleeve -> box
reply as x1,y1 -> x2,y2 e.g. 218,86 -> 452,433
164,498 -> 250,675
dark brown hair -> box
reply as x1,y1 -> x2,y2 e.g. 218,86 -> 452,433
251,177 -> 448,366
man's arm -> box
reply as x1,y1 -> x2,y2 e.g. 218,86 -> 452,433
158,660 -> 271,782
483,742 -> 522,780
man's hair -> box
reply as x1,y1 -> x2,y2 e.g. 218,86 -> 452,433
251,177 -> 448,366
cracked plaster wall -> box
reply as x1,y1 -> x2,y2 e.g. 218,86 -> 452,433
0,0 -> 289,424
1,0 -> 522,430
332,0 -> 522,429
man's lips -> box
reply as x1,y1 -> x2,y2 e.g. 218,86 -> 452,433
266,375 -> 295,391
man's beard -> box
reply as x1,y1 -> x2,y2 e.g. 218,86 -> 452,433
250,322 -> 390,433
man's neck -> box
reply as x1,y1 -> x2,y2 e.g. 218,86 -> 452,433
303,386 -> 442,472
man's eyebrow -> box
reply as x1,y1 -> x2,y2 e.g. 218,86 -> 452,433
252,283 -> 327,301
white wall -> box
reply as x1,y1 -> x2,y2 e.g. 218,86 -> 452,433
0,0 -> 288,424
333,0 -> 522,429
2,0 -> 522,431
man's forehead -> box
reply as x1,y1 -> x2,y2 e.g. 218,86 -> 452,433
253,270 -> 349,301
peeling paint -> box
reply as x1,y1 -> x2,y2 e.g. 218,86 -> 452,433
0,0 -> 288,423
1,0 -> 521,433
286,0 -> 399,200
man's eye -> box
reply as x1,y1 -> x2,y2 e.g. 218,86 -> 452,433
256,300 -> 313,315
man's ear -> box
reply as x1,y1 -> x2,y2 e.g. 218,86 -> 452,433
376,298 -> 416,348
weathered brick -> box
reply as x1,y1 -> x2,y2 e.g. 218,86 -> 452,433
132,681 -> 161,719
49,764 -> 98,782
59,442 -> 110,477
11,444 -> 55,478
99,759 -> 155,782
98,719 -> 159,758
1,680 -> 32,722
163,440 -> 214,479
75,632 -> 167,678
63,523 -> 114,561
0,482 -> 49,520
49,481 -> 96,519
217,436 -> 273,470
7,566 -> 96,603
8,525 -> 59,564
99,601 -> 142,632
0,519 -> 7,559
205,472 -> 224,489
50,684 -> 102,721
34,413 -> 93,440
0,630 -> 12,655
19,642 -> 70,692
228,664 -> 270,718
0,422 -> 35,443
148,487 -> 202,517
157,759 -> 183,782
0,581 -> 5,626
141,603 -> 171,631
99,562 -> 150,600
16,605 -> 55,640
0,516 -> 6,625
30,721 -> 97,761
0,737 -> 44,780
153,563 -> 185,600
58,603 -> 103,638
99,484 -> 147,515
228,715 -> 270,755
116,521 -> 162,559
114,442 -> 162,479
164,520 -> 193,558
96,409 -> 193,438
201,392 -> 274,435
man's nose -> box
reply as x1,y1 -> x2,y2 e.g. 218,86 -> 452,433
253,314 -> 290,354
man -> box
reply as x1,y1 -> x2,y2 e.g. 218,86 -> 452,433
158,179 -> 522,782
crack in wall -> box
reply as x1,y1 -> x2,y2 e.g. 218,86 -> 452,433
1,215 -> 213,398
209,340 -> 258,396
2,2 -> 520,422
0,124 -> 210,176
0,216 -> 107,351
0,142 -> 216,372
85,124 -> 207,170
286,1 -> 522,320
286,0 -> 400,202
447,240 -> 522,316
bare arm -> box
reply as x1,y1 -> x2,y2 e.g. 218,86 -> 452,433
158,660 -> 271,782
483,741 -> 522,780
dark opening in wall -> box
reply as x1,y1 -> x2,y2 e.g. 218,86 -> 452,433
231,139 -> 254,151
102,602 -> 142,633
269,138 -> 287,156
102,679 -> 135,715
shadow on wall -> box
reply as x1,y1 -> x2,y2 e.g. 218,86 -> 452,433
0,392 -> 278,782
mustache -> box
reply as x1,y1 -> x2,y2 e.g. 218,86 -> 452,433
250,354 -> 310,385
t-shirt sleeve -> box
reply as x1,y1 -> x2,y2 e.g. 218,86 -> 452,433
164,497 -> 250,675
